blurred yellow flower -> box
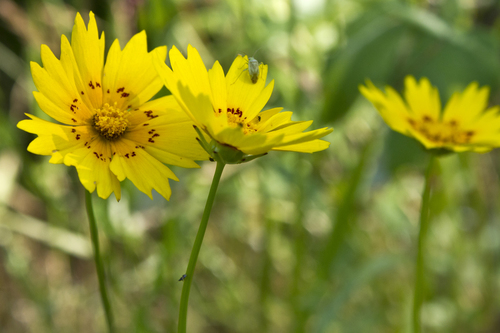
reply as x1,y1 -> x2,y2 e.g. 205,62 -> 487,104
18,12 -> 208,200
360,76 -> 500,153
154,45 -> 332,164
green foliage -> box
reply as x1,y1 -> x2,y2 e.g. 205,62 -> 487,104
1,0 -> 500,332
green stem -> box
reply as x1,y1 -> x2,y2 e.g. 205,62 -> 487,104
178,161 -> 225,333
85,190 -> 115,333
412,155 -> 436,333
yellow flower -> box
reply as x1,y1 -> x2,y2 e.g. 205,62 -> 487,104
360,76 -> 500,153
18,12 -> 208,200
154,45 -> 332,164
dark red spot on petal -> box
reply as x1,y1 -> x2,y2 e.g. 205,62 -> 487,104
117,87 -> 125,93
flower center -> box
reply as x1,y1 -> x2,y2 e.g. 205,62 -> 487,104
223,107 -> 260,134
92,102 -> 130,140
407,115 -> 475,145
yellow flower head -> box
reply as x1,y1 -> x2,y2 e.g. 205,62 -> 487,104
154,45 -> 333,164
360,76 -> 500,153
18,12 -> 208,200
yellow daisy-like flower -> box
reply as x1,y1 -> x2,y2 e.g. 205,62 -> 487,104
154,45 -> 333,164
18,12 -> 208,200
360,76 -> 500,153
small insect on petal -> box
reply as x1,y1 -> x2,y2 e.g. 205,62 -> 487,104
247,57 -> 260,84
179,274 -> 187,282
232,55 -> 262,85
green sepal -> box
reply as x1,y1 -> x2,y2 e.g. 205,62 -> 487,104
193,126 -> 267,164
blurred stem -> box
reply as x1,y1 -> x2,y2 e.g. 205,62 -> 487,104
412,155 -> 437,333
85,190 -> 115,333
291,158 -> 307,333
259,179 -> 274,332
319,142 -> 372,280
178,161 -> 225,333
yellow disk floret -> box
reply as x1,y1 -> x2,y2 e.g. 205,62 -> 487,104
407,116 -> 475,145
92,102 -> 130,140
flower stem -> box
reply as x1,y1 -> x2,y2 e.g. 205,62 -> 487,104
412,155 -> 436,333
85,190 -> 115,333
178,161 -> 225,333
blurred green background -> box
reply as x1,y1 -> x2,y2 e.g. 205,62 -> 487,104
2,0 -> 500,332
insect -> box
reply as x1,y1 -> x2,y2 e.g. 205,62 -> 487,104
178,274 -> 187,282
232,52 -> 263,85
246,57 -> 261,84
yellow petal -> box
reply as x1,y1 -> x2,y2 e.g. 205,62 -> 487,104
17,114 -> 93,163
226,55 -> 269,120
208,61 -> 227,120
70,12 -> 104,109
109,138 -> 178,200
272,139 -> 331,153
124,97 -> 209,163
403,76 -> 441,120
442,82 -> 489,124
103,31 -> 166,110
244,80 -> 274,121
64,138 -> 121,200
359,80 -> 411,134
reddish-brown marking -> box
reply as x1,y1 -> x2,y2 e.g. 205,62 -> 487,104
96,82 -> 101,88
422,115 -> 432,122
81,91 -> 84,95
107,89 -> 110,94
76,134 -> 81,140
131,152 -> 136,157
125,153 -> 130,158
71,129 -> 76,133
93,152 -> 99,158
121,93 -> 130,98
152,133 -> 160,138
73,99 -> 78,103
117,87 -> 125,93
143,123 -> 149,126
127,105 -> 131,109
144,111 -> 158,119
89,81 -> 95,89
148,138 -> 155,143
71,118 -> 77,123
